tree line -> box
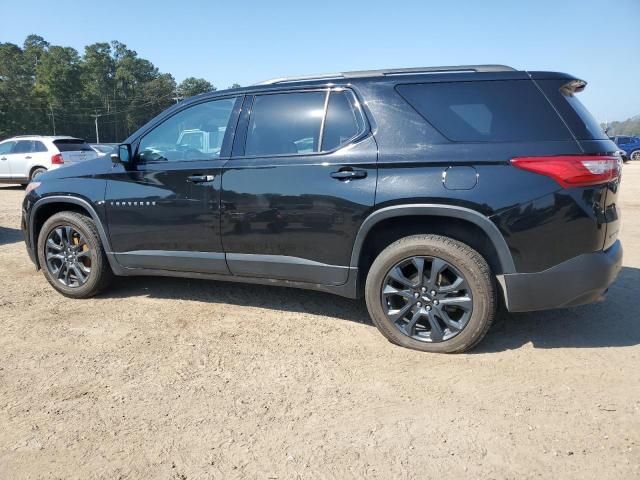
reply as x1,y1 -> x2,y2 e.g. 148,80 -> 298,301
602,116 -> 640,137
0,35 -> 239,143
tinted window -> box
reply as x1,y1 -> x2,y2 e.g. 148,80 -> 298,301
245,91 -> 326,156
13,140 -> 33,153
32,141 -> 47,152
396,80 -> 572,142
535,79 -> 608,140
138,97 -> 237,163
54,139 -> 94,152
321,90 -> 365,151
0,141 -> 15,154
618,136 -> 630,144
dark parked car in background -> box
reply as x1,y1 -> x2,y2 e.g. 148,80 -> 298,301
610,135 -> 640,162
21,65 -> 622,353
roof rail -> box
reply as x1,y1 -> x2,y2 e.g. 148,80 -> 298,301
256,64 -> 516,85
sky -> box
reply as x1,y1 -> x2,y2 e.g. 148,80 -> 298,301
2,0 -> 639,122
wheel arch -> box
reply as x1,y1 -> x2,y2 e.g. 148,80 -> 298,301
30,196 -> 119,272
351,204 -> 516,279
28,165 -> 48,179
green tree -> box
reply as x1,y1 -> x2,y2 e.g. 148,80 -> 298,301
178,77 -> 215,98
0,35 -> 226,142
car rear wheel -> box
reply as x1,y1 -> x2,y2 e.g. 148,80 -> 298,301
631,150 -> 640,162
37,211 -> 113,298
30,167 -> 47,181
365,234 -> 496,353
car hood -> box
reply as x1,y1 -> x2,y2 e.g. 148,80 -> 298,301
39,155 -> 113,181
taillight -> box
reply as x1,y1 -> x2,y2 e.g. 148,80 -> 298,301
51,154 -> 63,165
511,155 -> 619,188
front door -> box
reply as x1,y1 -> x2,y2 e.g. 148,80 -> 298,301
0,141 -> 15,178
220,88 -> 377,285
105,96 -> 242,274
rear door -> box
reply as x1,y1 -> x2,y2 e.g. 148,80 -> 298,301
7,140 -> 32,178
220,88 -> 377,285
30,140 -> 50,168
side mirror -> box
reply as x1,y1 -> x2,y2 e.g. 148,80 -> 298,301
110,144 -> 132,166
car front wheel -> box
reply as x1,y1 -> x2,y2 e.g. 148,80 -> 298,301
37,211 -> 113,298
365,234 -> 496,353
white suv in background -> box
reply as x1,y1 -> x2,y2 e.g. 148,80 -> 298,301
0,135 -> 98,185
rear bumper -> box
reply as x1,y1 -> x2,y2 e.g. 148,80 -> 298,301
500,240 -> 622,312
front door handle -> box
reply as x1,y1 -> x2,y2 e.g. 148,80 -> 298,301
25,156 -> 32,160
187,174 -> 215,183
0,157 -> 6,161
330,168 -> 368,180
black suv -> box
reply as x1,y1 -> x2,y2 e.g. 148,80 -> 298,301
22,65 -> 623,353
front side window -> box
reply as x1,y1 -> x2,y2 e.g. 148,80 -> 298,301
138,97 -> 237,163
245,91 -> 326,156
0,141 -> 15,154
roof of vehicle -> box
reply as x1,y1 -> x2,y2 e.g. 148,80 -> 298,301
4,135 -> 84,141
179,65 -> 579,102
254,64 -> 517,85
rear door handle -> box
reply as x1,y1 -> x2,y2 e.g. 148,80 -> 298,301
25,156 -> 32,160
330,169 -> 368,180
0,157 -> 6,161
187,174 -> 215,183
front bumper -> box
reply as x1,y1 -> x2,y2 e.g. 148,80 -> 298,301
21,207 -> 38,267
500,240 -> 623,312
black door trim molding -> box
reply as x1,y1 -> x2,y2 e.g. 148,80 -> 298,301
115,250 -> 229,275
226,253 -> 351,285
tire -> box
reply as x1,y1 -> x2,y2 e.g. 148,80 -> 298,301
630,150 -> 640,162
37,211 -> 113,298
30,167 -> 47,181
365,234 -> 496,353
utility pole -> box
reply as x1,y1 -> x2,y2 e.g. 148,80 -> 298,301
48,104 -> 56,135
90,112 -> 101,143
172,86 -> 183,104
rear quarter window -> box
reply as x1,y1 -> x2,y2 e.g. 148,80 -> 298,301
396,80 -> 573,142
53,139 -> 94,152
534,79 -> 608,140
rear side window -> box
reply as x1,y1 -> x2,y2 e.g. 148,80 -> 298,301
535,79 -> 608,140
13,140 -> 33,153
53,139 -> 94,152
321,90 -> 366,151
245,91 -> 326,156
32,141 -> 47,152
396,80 -> 572,142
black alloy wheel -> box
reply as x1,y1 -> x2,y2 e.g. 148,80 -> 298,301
44,225 -> 92,287
381,256 -> 473,342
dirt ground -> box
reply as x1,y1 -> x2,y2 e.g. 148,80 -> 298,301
0,166 -> 638,480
